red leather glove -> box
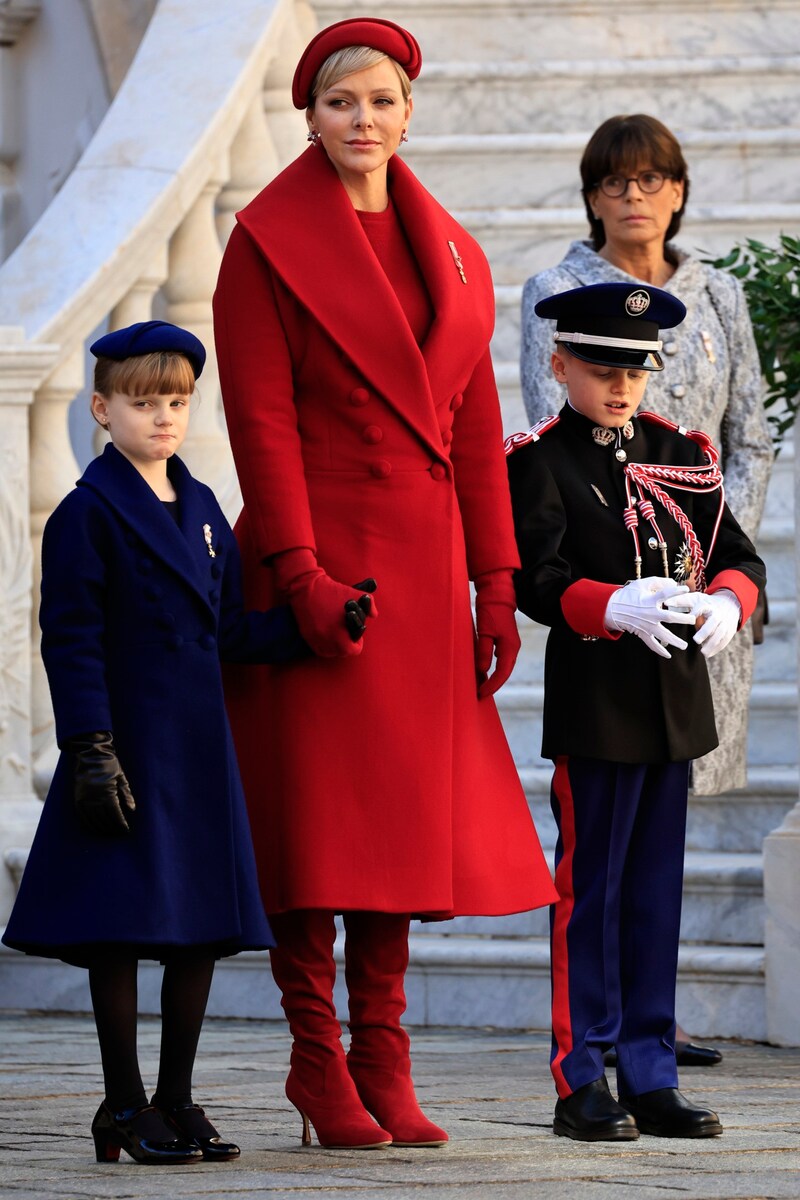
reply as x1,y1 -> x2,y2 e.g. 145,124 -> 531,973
474,569 -> 521,698
272,548 -> 377,658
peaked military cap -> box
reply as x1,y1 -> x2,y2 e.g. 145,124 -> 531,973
292,17 -> 422,108
534,282 -> 687,371
90,320 -> 206,380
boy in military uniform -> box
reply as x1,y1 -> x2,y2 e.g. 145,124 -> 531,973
506,283 -> 765,1141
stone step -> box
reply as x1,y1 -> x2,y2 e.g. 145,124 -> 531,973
520,764 -> 799,855
497,680 -> 798,770
411,56 -> 800,137
451,203 -> 800,284
447,851 -> 764,947
405,128 -> 800,213
0,929 -> 765,1038
315,0 -> 800,63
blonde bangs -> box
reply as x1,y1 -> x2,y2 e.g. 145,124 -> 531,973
94,351 -> 196,398
312,46 -> 411,102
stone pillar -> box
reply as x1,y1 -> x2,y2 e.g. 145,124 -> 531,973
0,2 -> 42,260
216,91 -> 278,248
0,327 -> 58,923
164,162 -> 241,521
763,440 -> 800,1046
262,0 -> 314,167
28,350 -> 83,796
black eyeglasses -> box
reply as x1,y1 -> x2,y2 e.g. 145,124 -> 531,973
594,170 -> 673,198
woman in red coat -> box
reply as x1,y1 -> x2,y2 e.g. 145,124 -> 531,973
213,17 -> 556,1150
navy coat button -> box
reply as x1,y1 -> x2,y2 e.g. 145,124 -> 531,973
200,634 -> 216,651
370,459 -> 392,479
450,393 -> 463,411
138,557 -> 154,574
430,463 -> 446,481
158,612 -> 177,629
362,425 -> 383,444
209,589 -> 219,603
349,387 -> 370,407
169,634 -> 184,650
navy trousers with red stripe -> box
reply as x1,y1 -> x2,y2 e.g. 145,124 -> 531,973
548,755 -> 690,1100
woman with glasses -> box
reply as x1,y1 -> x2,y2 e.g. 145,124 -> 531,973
519,113 -> 773,1064
521,113 -> 772,797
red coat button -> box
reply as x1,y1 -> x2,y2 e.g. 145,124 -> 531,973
370,459 -> 392,479
450,393 -> 463,411
362,425 -> 384,444
430,463 -> 446,481
349,387 -> 370,407
441,429 -> 453,446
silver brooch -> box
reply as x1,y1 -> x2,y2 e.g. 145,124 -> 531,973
202,523 -> 216,558
592,426 -> 615,446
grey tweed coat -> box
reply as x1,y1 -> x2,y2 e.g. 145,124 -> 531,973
520,239 -> 774,795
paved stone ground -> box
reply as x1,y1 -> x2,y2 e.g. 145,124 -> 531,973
1,1012 -> 799,1199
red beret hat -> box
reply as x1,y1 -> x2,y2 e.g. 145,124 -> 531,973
292,17 -> 422,109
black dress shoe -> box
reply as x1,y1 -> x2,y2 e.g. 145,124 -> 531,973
91,1102 -> 204,1164
619,1088 -> 723,1137
675,1040 -> 723,1067
155,1100 -> 241,1162
554,1078 -> 639,1141
605,1041 -> 723,1069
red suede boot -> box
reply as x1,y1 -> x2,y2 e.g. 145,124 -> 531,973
269,910 -> 392,1149
344,911 -> 449,1147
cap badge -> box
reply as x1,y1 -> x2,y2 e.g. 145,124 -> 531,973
625,289 -> 651,317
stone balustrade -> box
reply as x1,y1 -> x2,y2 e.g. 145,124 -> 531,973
0,0 -> 315,922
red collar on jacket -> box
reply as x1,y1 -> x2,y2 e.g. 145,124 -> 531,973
235,147 -> 495,452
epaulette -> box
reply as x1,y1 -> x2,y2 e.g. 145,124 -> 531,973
504,415 -> 560,457
637,410 -> 714,456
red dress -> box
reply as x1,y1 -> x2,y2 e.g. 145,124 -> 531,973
214,146 -> 557,917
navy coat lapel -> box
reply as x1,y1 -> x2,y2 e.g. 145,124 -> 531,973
78,445 -> 213,613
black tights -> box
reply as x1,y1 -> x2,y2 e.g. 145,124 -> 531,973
89,954 -> 215,1112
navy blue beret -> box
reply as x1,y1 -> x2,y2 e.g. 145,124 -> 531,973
90,321 -> 206,380
534,282 -> 686,372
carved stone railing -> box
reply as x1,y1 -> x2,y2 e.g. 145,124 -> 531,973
0,0 -> 316,921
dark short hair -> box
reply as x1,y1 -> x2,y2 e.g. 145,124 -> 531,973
580,114 -> 690,254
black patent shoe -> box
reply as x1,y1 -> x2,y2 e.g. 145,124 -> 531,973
156,1100 -> 241,1162
619,1087 -> 723,1137
675,1040 -> 723,1067
91,1101 -> 204,1164
553,1077 -> 639,1141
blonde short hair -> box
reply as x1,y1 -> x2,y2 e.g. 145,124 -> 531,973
310,45 -> 412,104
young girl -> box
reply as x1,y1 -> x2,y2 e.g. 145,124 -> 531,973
2,320 -> 333,1165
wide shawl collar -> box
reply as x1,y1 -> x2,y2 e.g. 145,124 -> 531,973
78,443 -> 215,615
236,146 -> 496,458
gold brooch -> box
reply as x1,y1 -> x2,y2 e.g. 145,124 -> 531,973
202,523 -> 216,558
448,241 -> 467,284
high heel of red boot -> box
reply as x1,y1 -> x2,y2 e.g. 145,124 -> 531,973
285,1063 -> 392,1149
348,1062 -> 449,1147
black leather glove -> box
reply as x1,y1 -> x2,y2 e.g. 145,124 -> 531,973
65,731 -> 136,837
344,578 -> 378,643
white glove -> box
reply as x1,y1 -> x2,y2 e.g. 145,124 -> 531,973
663,588 -> 742,658
604,577 -> 695,659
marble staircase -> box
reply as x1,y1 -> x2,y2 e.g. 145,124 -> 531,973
0,0 -> 797,1039
311,0 -> 799,1039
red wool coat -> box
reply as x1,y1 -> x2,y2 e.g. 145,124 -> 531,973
213,146 -> 556,917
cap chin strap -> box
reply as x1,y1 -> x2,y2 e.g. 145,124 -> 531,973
554,330 -> 663,352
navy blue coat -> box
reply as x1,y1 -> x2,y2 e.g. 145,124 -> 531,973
3,444 -> 304,965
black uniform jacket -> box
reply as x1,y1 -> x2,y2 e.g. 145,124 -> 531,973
506,403 -> 766,764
